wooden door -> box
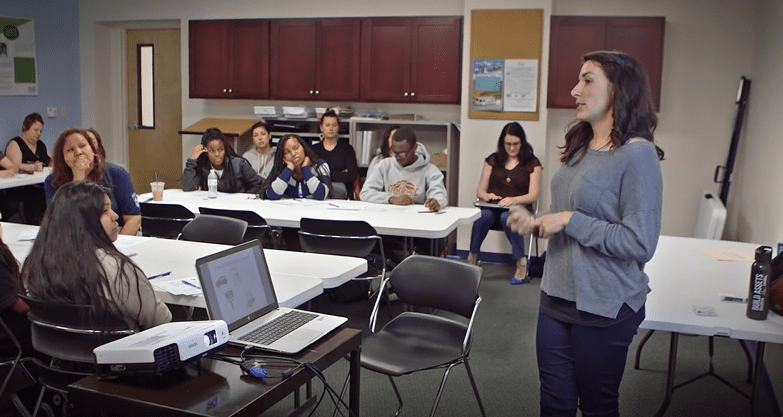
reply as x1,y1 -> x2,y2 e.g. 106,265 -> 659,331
315,18 -> 361,100
189,20 -> 230,98
230,20 -> 270,99
270,19 -> 317,100
126,29 -> 182,192
360,17 -> 412,102
410,17 -> 462,104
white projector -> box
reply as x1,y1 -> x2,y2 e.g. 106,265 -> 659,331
94,320 -> 229,377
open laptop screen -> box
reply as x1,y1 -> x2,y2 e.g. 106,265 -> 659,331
196,241 -> 278,331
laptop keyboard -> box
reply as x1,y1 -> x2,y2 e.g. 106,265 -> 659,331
239,310 -> 319,346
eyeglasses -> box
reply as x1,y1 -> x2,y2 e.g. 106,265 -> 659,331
391,146 -> 414,159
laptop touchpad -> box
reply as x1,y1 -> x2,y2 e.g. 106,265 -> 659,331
292,329 -> 321,344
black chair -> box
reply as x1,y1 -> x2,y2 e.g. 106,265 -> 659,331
360,255 -> 487,417
298,217 -> 386,300
0,315 -> 34,409
198,207 -> 278,247
19,295 -> 134,417
140,202 -> 195,239
178,214 -> 248,245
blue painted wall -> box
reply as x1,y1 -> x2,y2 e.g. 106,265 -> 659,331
0,0 -> 80,153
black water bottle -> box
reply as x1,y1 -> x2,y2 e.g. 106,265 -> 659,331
747,245 -> 772,320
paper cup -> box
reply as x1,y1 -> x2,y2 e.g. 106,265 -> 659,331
151,182 -> 164,201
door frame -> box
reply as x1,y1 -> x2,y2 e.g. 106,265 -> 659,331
93,20 -> 181,169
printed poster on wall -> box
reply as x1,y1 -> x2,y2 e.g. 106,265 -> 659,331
503,59 -> 538,112
470,59 -> 504,111
0,16 -> 37,96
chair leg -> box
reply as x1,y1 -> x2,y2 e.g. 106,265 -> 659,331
31,385 -> 47,417
463,358 -> 488,417
387,375 -> 403,417
429,363 -> 458,417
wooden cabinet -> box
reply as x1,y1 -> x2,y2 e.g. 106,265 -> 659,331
547,16 -> 664,111
270,18 -> 360,101
189,19 -> 269,99
360,17 -> 462,104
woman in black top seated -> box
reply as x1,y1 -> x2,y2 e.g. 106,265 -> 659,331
182,128 -> 263,194
4,113 -> 50,224
311,111 -> 357,199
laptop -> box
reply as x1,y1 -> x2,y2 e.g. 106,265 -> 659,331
195,240 -> 347,354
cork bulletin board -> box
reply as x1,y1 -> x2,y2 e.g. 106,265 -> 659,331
469,9 -> 544,121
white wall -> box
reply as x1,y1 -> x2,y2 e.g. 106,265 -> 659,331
79,0 -> 778,255
725,0 -> 783,247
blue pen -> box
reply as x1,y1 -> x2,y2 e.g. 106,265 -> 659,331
147,271 -> 171,280
181,280 -> 201,290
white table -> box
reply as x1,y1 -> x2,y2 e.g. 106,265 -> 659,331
139,189 -> 480,239
0,169 -> 49,190
642,235 -> 783,416
2,222 -> 367,309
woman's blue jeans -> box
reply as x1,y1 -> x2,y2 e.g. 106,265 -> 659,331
469,208 -> 527,260
536,306 -> 645,417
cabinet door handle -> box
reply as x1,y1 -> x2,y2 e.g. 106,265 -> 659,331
228,89 -> 233,93
403,92 -> 409,97
315,90 -> 320,95
223,88 -> 227,93
309,90 -> 314,95
410,92 -> 415,97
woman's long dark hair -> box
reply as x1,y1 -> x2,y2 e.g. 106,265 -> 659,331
21,181 -> 144,327
195,128 -> 241,192
561,51 -> 664,163
0,235 -> 22,294
374,125 -> 400,159
260,134 -> 330,197
495,122 -> 536,167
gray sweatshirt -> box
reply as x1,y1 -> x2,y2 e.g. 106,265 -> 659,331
542,140 -> 663,318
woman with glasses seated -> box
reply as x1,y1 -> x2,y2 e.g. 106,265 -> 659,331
22,181 -> 171,331
182,127 -> 263,194
468,122 -> 541,285
262,134 -> 331,200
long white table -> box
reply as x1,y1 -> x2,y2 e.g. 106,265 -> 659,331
642,235 -> 783,416
139,189 -> 481,239
2,222 -> 367,309
0,169 -> 49,190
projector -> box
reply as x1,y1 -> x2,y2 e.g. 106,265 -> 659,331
94,320 -> 229,377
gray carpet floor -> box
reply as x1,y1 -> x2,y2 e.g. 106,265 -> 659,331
264,262 -> 782,417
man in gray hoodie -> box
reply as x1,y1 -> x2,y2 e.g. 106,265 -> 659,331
360,127 -> 447,212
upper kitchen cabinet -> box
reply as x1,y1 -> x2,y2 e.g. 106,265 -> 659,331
270,18 -> 361,101
189,19 -> 270,99
360,17 -> 462,104
547,16 -> 664,111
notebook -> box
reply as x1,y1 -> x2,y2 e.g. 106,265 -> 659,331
195,240 -> 346,354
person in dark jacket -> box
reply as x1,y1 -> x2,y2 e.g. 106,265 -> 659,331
182,128 -> 263,194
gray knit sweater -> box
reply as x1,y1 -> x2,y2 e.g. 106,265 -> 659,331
541,140 -> 663,318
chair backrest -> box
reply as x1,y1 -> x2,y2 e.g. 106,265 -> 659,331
19,295 -> 133,364
298,217 -> 379,258
179,214 -> 248,245
199,207 -> 270,243
140,202 -> 195,238
389,255 -> 482,319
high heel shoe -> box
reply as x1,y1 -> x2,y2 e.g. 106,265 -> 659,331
510,259 -> 528,285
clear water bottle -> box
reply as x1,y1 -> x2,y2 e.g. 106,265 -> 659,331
747,245 -> 772,320
207,169 -> 218,199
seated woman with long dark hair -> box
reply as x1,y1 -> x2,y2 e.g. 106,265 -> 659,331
0,223 -> 32,356
44,128 -> 141,235
182,128 -> 263,194
22,181 -> 171,331
263,134 -> 331,200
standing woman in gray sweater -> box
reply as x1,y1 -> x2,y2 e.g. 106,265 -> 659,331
508,51 -> 664,417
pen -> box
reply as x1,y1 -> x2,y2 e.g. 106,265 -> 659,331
418,210 -> 447,214
126,253 -> 137,257
181,280 -> 201,290
327,202 -> 339,207
147,271 -> 171,280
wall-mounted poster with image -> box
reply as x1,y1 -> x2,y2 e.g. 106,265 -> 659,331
0,16 -> 37,96
470,59 -> 504,112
